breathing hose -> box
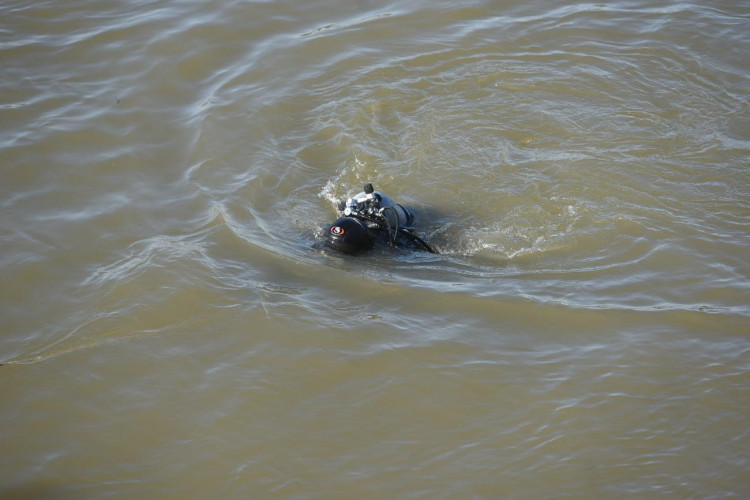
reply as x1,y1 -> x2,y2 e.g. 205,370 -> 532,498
344,205 -> 438,254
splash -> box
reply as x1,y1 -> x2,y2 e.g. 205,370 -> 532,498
431,199 -> 587,261
318,152 -> 382,208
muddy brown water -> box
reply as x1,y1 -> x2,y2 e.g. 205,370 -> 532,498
2,0 -> 749,498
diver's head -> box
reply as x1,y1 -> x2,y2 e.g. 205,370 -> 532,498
325,216 -> 374,254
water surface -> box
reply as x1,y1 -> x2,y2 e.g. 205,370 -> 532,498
2,0 -> 749,498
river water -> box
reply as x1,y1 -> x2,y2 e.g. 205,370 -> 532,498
2,0 -> 749,498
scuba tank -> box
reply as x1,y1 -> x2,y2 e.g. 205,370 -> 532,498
325,183 -> 437,255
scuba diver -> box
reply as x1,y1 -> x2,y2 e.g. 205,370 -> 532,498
325,183 -> 438,255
